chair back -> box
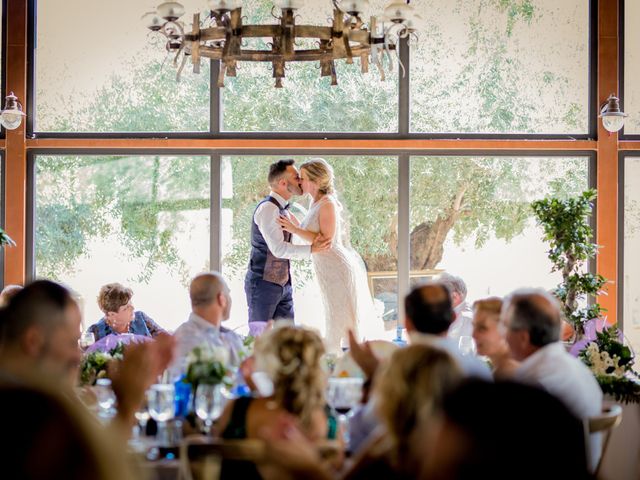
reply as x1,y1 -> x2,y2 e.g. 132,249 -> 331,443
585,403 -> 623,476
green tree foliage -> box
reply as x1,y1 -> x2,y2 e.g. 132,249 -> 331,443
35,0 -> 588,284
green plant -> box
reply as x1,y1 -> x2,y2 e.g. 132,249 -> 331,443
183,345 -> 233,391
531,189 -> 607,334
0,228 -> 16,248
79,343 -> 125,386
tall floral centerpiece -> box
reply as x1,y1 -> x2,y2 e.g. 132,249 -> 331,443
533,189 -> 640,403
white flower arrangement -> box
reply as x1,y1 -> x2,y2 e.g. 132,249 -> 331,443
583,343 -> 626,377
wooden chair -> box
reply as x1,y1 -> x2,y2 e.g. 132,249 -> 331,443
586,403 -> 623,476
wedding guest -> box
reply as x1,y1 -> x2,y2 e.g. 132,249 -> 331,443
422,379 -> 592,480
472,297 -> 519,378
216,325 -> 338,479
437,273 -> 474,345
171,272 -> 244,378
0,284 -> 22,308
502,288 -> 602,470
344,344 -> 463,480
87,283 -> 165,340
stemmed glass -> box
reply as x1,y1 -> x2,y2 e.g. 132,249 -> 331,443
327,377 -> 364,446
194,383 -> 227,435
458,335 -> 477,356
134,396 -> 150,437
78,331 -> 95,351
148,384 -> 175,446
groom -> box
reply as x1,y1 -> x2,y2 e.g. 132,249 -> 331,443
245,159 -> 330,336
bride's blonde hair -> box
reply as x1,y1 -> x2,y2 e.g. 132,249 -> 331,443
254,326 -> 326,429
300,158 -> 335,195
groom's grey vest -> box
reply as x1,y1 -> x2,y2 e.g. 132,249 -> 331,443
247,196 -> 291,286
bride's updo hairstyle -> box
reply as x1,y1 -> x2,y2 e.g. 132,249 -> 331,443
254,325 -> 326,429
300,158 -> 335,195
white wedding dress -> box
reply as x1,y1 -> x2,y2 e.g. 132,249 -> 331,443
300,195 -> 383,353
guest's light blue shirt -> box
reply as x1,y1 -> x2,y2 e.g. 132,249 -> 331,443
171,312 -> 244,379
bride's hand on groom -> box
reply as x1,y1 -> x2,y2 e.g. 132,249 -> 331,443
277,215 -> 298,234
311,234 -> 331,253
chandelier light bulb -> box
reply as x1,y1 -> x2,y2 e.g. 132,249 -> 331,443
383,0 -> 413,23
599,94 -> 627,133
157,1 -> 185,21
341,0 -> 369,16
142,11 -> 165,31
208,0 -> 241,12
273,0 -> 306,10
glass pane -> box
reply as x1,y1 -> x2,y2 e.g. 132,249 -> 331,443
409,156 -> 590,303
221,155 -> 398,346
35,0 -> 210,133
624,1 -> 640,134
410,0 -> 589,134
623,157 -> 640,356
34,155 -> 210,332
220,1 -> 398,132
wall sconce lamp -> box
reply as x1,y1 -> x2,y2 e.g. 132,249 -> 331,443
0,92 -> 26,130
599,93 -> 627,133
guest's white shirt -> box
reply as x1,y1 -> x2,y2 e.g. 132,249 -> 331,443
253,191 -> 311,259
170,312 -> 244,379
515,342 -> 603,469
447,301 -> 474,344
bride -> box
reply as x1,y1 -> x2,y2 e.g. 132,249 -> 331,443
277,158 -> 382,352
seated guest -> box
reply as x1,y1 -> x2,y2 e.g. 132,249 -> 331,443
503,288 -> 602,470
437,273 -> 473,344
0,284 -> 22,308
171,272 -> 244,377
422,380 -> 592,480
216,325 -> 337,479
88,283 -> 165,340
472,297 -> 519,378
344,344 -> 463,480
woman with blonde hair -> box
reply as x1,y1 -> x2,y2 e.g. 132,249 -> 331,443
217,325 -> 337,478
472,297 -> 519,378
343,344 -> 463,479
277,158 -> 382,352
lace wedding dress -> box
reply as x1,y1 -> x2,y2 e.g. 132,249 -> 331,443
300,195 -> 382,353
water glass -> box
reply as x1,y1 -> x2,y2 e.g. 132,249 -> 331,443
148,384 -> 176,423
94,378 -> 116,420
78,330 -> 95,350
195,383 -> 227,435
458,335 -> 477,356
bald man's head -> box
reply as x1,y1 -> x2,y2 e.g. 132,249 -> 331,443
404,282 -> 454,335
189,272 -> 232,322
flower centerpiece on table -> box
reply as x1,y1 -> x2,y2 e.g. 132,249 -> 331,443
183,345 -> 233,391
578,326 -> 640,404
79,343 -> 125,386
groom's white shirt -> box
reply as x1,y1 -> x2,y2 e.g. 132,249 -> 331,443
254,190 -> 311,259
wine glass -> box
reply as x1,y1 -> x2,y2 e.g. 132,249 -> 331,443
194,384 -> 227,435
134,397 -> 150,437
339,337 -> 349,353
94,378 -> 116,420
458,335 -> 477,356
327,377 -> 364,446
148,384 -> 175,446
78,330 -> 95,351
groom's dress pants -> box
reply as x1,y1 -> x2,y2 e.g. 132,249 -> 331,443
245,276 -> 294,336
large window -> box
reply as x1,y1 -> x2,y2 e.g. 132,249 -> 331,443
410,0 -> 590,134
33,154 -> 211,331
34,0 -> 210,133
410,155 -> 591,302
220,155 -> 398,337
623,156 -> 640,356
624,0 -> 640,135
220,0 -> 397,133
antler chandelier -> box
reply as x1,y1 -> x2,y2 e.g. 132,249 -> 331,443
144,1 -> 421,88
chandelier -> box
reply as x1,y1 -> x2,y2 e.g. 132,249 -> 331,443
143,1 -> 421,88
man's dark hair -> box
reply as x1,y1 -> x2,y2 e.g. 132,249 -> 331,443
404,283 -> 454,335
268,159 -> 295,185
0,280 -> 74,345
